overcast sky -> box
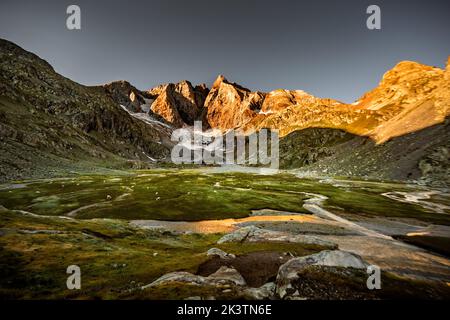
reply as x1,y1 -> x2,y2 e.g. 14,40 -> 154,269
1,0 -> 449,102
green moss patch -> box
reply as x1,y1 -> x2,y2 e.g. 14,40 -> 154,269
1,169 -> 448,224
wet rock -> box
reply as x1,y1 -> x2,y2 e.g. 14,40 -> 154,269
242,282 -> 276,300
142,266 -> 246,290
217,226 -> 337,248
217,226 -> 256,243
208,266 -> 246,286
206,248 -> 236,259
276,250 -> 369,298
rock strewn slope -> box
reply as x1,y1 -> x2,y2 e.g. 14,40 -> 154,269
0,39 -> 171,181
279,121 -> 450,186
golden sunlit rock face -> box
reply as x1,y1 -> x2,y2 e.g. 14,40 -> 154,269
203,75 -> 264,130
355,60 -> 450,143
141,57 -> 449,144
147,80 -> 208,127
155,57 -> 448,143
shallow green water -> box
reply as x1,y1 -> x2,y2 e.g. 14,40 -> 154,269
0,169 -> 449,224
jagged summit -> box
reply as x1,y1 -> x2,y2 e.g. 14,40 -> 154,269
199,58 -> 449,143
143,79 -> 209,127
212,74 -> 226,89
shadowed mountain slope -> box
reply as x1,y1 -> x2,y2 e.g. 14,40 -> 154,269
279,120 -> 449,186
0,39 -> 171,182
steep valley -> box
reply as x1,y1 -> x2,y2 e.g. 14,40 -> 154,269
1,39 -> 449,186
0,38 -> 449,300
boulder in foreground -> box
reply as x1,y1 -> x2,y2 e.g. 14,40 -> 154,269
141,266 -> 246,290
276,250 -> 369,298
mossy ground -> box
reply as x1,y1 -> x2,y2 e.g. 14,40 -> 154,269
0,208 -> 328,299
0,169 -> 448,224
2,208 -> 446,300
0,169 -> 449,299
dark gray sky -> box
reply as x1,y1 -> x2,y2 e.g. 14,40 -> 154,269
1,0 -> 449,102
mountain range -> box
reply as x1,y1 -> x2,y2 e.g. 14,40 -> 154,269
0,38 -> 448,185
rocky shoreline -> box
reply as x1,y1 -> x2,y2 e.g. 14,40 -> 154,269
135,222 -> 450,300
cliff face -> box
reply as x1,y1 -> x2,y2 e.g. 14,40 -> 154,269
147,80 -> 208,127
198,59 -> 448,185
202,75 -> 264,130
99,57 -> 449,147
200,59 -> 449,144
102,80 -> 154,113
